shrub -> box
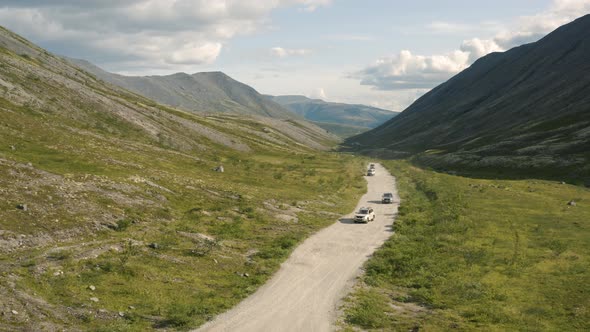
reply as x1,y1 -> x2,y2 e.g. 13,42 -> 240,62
115,218 -> 133,231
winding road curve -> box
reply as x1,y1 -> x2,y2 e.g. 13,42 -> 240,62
196,163 -> 399,332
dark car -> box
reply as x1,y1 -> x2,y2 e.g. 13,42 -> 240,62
381,192 -> 394,204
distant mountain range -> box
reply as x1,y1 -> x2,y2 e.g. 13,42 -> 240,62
70,59 -> 297,119
72,60 -> 394,138
347,14 -> 590,183
267,95 -> 398,137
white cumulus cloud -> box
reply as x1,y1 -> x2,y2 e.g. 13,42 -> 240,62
167,42 -> 223,65
0,0 -> 331,71
354,50 -> 470,90
356,0 -> 590,91
270,47 -> 312,58
459,38 -> 503,63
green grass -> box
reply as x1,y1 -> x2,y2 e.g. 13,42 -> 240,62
0,44 -> 370,331
0,102 -> 367,331
4,144 -> 365,330
342,160 -> 590,331
312,121 -> 370,138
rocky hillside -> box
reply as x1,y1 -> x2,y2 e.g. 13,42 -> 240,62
268,95 -> 398,137
347,15 -> 590,183
0,26 -> 363,331
70,58 -> 298,119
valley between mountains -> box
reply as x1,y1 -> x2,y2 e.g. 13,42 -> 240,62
1,12 -> 589,332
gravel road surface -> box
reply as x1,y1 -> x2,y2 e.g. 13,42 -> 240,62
196,163 -> 399,332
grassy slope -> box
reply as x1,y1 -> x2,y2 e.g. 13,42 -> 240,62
0,96 -> 367,331
0,33 -> 367,330
312,121 -> 370,138
341,161 -> 590,331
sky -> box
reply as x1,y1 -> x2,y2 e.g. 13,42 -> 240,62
0,0 -> 589,111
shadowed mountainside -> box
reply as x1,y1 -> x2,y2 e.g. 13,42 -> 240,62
268,95 -> 398,137
346,14 -> 590,183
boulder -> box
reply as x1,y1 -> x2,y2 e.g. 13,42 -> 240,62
567,200 -> 576,206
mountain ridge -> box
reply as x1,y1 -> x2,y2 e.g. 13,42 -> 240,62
268,94 -> 398,137
346,14 -> 590,182
69,58 -> 300,120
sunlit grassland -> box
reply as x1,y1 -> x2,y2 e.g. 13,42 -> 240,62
342,160 -> 590,331
0,90 -> 367,330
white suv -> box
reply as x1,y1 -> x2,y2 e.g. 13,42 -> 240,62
354,207 -> 375,223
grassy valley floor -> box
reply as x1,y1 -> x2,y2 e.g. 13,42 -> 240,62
341,161 -> 590,331
0,140 -> 367,331
0,94 -> 368,331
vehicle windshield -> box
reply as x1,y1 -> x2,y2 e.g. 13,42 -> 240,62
383,193 -> 393,197
359,209 -> 369,214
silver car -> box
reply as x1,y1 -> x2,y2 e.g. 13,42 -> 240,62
381,192 -> 393,204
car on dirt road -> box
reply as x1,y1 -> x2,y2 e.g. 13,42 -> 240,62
381,192 -> 394,204
369,163 -> 375,169
367,168 -> 376,176
354,207 -> 375,223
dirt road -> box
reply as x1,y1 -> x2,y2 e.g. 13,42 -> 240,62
196,163 -> 399,332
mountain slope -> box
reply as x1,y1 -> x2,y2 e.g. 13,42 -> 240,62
70,58 -> 298,119
347,14 -> 590,182
268,95 -> 398,137
0,26 -> 363,331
